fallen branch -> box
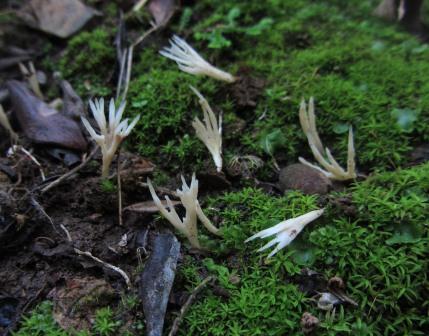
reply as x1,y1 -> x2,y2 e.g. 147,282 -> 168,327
168,275 -> 214,336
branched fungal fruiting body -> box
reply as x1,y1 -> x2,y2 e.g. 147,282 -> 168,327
190,86 -> 223,172
299,97 -> 356,181
148,174 -> 221,249
160,35 -> 236,83
245,209 -> 325,258
81,98 -> 140,178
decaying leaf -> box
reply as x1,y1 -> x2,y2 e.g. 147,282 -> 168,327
7,80 -> 87,151
148,0 -> 176,28
124,200 -> 180,213
18,0 -> 97,38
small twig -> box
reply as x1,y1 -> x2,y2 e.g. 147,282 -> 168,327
40,146 -> 99,194
30,196 -> 61,237
121,45 -> 134,102
168,276 -> 214,336
131,25 -> 157,49
60,223 -> 132,289
10,146 -> 45,180
116,47 -> 128,101
74,249 -> 131,289
117,148 -> 123,226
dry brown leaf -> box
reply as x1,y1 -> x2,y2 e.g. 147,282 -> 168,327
148,0 -> 176,28
125,200 -> 180,213
18,0 -> 97,38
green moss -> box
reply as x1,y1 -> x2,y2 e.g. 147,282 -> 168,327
126,47 -> 232,170
57,28 -> 115,96
14,301 -> 122,336
178,163 -> 429,335
13,301 -> 68,336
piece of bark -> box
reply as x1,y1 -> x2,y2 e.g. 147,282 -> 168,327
139,232 -> 180,336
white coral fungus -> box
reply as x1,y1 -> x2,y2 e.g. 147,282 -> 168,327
81,98 -> 140,178
160,35 -> 236,83
299,97 -> 356,181
147,174 -> 221,249
190,86 -> 223,172
245,208 -> 325,258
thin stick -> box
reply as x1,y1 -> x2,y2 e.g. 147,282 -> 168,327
12,146 -> 45,180
60,223 -> 131,289
168,276 -> 214,336
116,47 -> 128,101
74,249 -> 131,289
131,25 -> 157,49
119,45 -> 134,104
40,146 -> 99,194
117,148 -> 123,226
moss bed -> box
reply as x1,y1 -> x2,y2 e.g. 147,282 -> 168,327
12,0 -> 429,335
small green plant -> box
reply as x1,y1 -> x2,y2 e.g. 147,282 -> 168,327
13,301 -> 67,336
194,7 -> 273,49
93,307 -> 119,336
100,179 -> 116,193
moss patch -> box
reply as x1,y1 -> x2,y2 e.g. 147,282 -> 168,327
178,163 -> 429,335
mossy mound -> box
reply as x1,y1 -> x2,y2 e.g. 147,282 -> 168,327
179,162 -> 429,335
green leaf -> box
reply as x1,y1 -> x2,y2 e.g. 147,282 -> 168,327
332,123 -> 349,134
390,108 -> 419,132
244,18 -> 274,36
259,128 -> 287,155
386,222 -> 422,245
226,7 -> 241,27
291,248 -> 316,265
131,100 -> 148,108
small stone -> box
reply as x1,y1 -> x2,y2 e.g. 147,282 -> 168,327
301,312 -> 320,334
279,163 -> 332,195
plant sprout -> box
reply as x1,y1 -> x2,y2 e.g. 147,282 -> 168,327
160,35 -> 236,83
299,97 -> 356,181
245,208 -> 325,258
81,98 -> 140,178
147,174 -> 221,249
19,62 -> 44,99
190,86 -> 223,172
0,104 -> 18,141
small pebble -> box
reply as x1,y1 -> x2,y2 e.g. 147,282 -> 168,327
278,163 -> 332,195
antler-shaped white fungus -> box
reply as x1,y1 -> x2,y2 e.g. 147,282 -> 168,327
81,98 -> 140,178
160,35 -> 236,83
190,86 -> 223,172
245,208 -> 325,258
147,174 -> 221,249
299,97 -> 356,181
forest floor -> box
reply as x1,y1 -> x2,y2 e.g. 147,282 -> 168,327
0,0 -> 428,335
